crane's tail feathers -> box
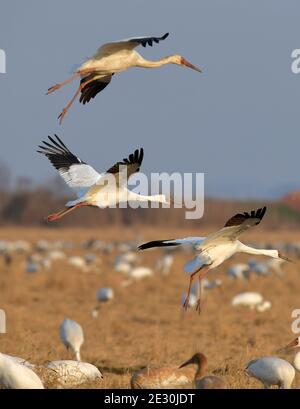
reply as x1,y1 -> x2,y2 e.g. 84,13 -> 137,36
138,239 -> 178,251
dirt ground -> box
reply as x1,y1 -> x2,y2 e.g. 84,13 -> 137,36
0,226 -> 299,389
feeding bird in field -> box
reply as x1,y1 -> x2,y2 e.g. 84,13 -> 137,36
245,337 -> 300,389
46,33 -> 202,123
131,359 -> 196,389
60,318 -> 84,361
37,135 -> 172,222
45,360 -> 103,387
179,353 -> 227,389
138,207 -> 291,314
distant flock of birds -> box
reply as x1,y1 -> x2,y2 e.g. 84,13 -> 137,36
0,317 -> 299,389
0,218 -> 299,388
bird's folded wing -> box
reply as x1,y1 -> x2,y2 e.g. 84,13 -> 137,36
105,148 -> 144,186
37,135 -> 101,197
94,33 -> 169,57
184,253 -> 212,274
204,207 -> 267,244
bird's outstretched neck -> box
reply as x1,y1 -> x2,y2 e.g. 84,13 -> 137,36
237,242 -> 278,258
135,55 -> 175,69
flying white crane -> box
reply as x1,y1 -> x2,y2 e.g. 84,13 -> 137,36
0,353 -> 44,389
46,33 -> 202,123
38,135 -> 171,222
60,318 -> 84,361
138,207 -> 291,313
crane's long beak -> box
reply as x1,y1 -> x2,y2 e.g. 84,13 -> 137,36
178,357 -> 194,369
181,57 -> 202,73
285,338 -> 299,349
278,252 -> 293,263
276,337 -> 299,353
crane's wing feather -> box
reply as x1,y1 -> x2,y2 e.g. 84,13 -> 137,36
37,135 -> 101,197
204,207 -> 267,245
105,148 -> 144,185
184,253 -> 212,273
94,33 -> 169,56
127,33 -> 169,47
79,73 -> 113,105
138,237 -> 206,251
224,207 -> 267,228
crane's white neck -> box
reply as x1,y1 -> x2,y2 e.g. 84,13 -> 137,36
126,190 -> 168,204
237,242 -> 279,258
135,55 -> 176,69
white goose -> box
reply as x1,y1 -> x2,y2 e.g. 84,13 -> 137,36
139,207 -> 291,313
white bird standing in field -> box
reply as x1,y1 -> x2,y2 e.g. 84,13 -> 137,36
245,356 -> 295,389
46,33 -> 202,123
226,263 -> 250,280
38,135 -> 171,222
60,318 -> 84,361
139,207 -> 291,313
231,292 -> 264,309
92,287 -> 115,318
245,337 -> 300,389
96,287 -> 114,302
0,353 -> 44,389
155,253 -> 174,276
284,337 -> 300,372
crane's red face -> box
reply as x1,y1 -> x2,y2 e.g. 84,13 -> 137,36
180,56 -> 202,73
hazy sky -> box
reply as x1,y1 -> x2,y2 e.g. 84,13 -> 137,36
0,0 -> 299,199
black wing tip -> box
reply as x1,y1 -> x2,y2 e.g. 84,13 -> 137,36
131,33 -> 169,47
127,147 -> 144,165
79,76 -> 112,105
37,135 -> 66,153
225,206 -> 267,227
138,239 -> 176,251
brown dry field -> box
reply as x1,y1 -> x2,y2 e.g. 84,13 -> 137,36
0,226 -> 300,389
